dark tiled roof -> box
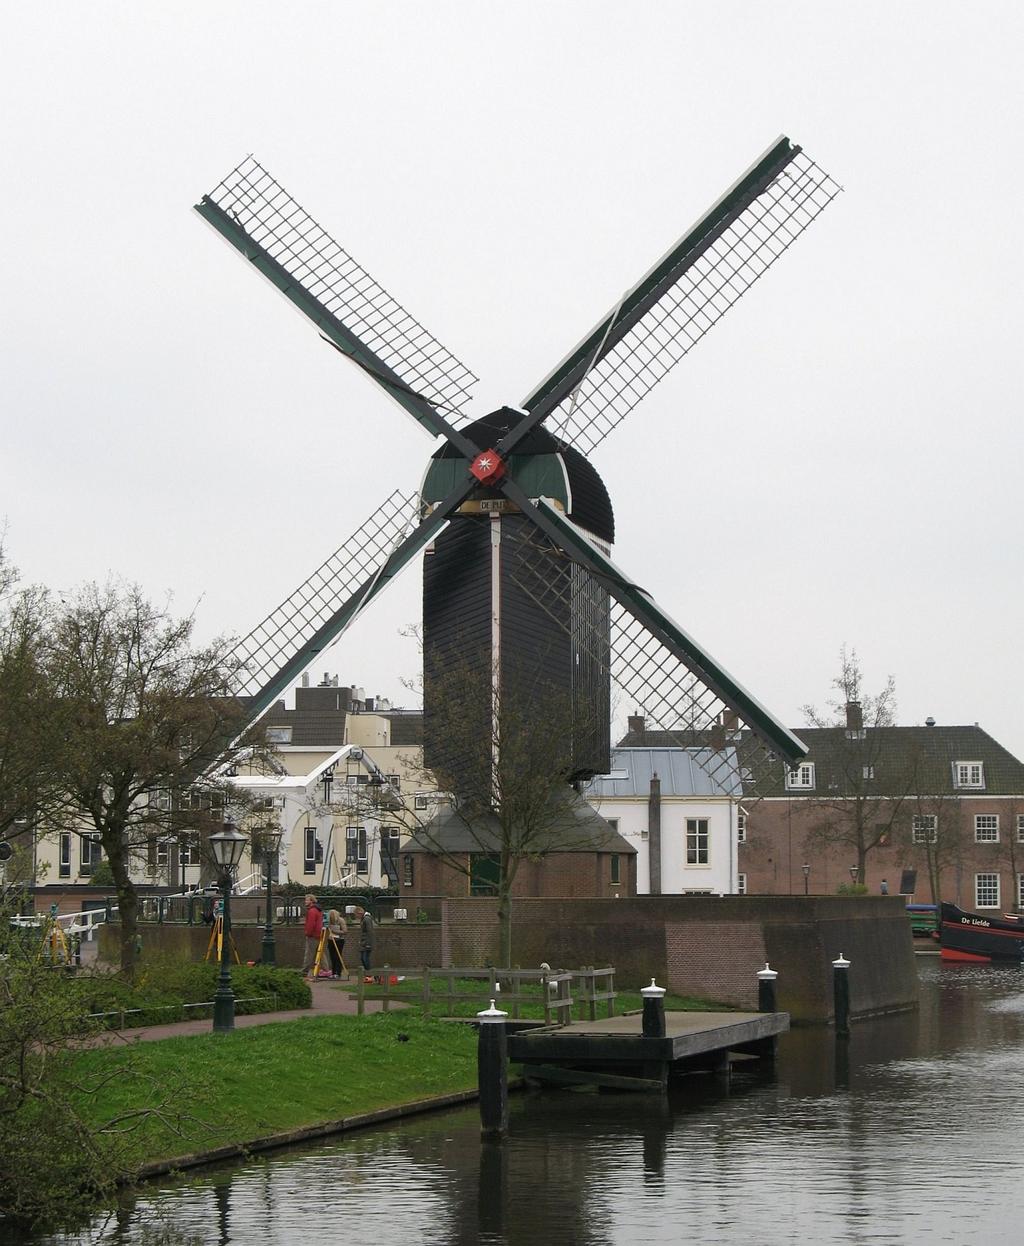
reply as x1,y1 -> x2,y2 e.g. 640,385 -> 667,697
616,725 -> 1024,797
405,791 -> 634,854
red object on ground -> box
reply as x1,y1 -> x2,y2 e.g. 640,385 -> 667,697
469,449 -> 506,484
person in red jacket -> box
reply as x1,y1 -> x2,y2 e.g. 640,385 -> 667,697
302,893 -> 324,978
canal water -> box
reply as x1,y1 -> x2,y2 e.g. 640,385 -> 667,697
37,960 -> 1024,1245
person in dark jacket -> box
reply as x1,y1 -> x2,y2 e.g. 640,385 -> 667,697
302,893 -> 324,978
354,905 -> 374,974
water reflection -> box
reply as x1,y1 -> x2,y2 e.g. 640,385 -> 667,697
38,961 -> 1024,1246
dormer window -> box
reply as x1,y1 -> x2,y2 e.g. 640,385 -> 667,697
265,726 -> 292,744
786,762 -> 815,790
954,761 -> 985,789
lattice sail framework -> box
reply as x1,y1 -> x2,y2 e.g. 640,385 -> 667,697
232,489 -> 421,701
203,157 -> 478,413
610,611 -> 781,797
506,524 -> 784,796
550,151 -> 841,455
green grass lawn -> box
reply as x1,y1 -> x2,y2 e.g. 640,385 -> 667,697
68,1010 -> 478,1169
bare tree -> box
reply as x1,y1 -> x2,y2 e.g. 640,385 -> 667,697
800,646 -> 917,883
385,650 -> 615,966
38,582 -> 264,977
898,791 -> 966,905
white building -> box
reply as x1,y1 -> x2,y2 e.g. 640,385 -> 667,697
584,747 -> 742,895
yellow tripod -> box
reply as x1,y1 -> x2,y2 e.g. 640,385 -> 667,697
38,916 -> 70,965
311,926 -> 347,979
204,913 -> 241,964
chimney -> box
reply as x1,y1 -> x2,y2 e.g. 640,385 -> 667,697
648,773 -> 662,895
301,673 -> 309,687
722,710 -> 739,734
628,714 -> 646,736
845,701 -> 863,732
710,723 -> 726,751
925,716 -> 935,727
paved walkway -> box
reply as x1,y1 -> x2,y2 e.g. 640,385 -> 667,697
86,977 -> 402,1046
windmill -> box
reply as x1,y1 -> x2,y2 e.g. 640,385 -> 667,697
195,137 -> 840,799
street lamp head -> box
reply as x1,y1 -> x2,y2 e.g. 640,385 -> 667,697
802,863 -> 811,876
209,822 -> 249,874
261,822 -> 284,857
849,865 -> 859,882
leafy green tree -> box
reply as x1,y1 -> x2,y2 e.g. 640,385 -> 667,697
39,582 -> 259,978
0,547 -> 59,847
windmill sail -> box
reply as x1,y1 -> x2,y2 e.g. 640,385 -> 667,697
196,156 -> 478,438
232,490 -> 421,715
499,491 -> 806,792
523,138 -> 841,455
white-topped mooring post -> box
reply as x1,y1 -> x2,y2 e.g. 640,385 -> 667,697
756,962 -> 778,1013
477,999 -> 509,1138
832,953 -> 851,1039
641,978 -> 666,1039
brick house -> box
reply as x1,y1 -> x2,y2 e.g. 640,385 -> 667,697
618,706 -> 1024,910
400,794 -> 636,902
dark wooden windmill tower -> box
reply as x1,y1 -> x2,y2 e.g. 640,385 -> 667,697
195,137 -> 840,796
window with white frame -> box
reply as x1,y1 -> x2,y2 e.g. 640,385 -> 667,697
152,789 -> 171,812
265,726 -> 292,743
1017,814 -> 1024,844
303,825 -> 321,874
975,814 -> 1000,843
59,833 -> 71,878
1018,874 -> 1024,910
954,761 -> 985,789
736,811 -> 747,843
975,872 -> 1000,908
610,853 -> 621,885
179,841 -> 199,866
346,826 -> 367,870
386,774 -> 401,790
785,763 -> 815,791
79,834 -> 102,875
862,765 -> 875,780
606,817 -> 619,834
686,818 -> 710,865
737,873 -> 747,895
156,839 -> 170,866
912,815 -> 938,844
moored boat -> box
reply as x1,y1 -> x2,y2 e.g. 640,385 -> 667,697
939,902 -> 1024,963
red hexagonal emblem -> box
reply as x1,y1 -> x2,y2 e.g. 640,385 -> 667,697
469,448 -> 506,484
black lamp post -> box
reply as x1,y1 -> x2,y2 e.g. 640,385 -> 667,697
849,865 -> 859,886
260,822 -> 283,967
802,863 -> 810,895
209,822 -> 248,1034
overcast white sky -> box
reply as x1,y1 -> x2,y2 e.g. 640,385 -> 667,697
3,3 -> 1022,755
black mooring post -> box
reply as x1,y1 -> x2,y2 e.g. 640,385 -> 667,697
833,953 -> 851,1039
641,978 -> 666,1038
756,962 -> 778,1012
477,1000 -> 509,1139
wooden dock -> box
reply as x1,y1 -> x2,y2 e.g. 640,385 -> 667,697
508,1009 -> 789,1092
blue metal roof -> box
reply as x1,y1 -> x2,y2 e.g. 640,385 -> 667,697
587,748 -> 741,798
